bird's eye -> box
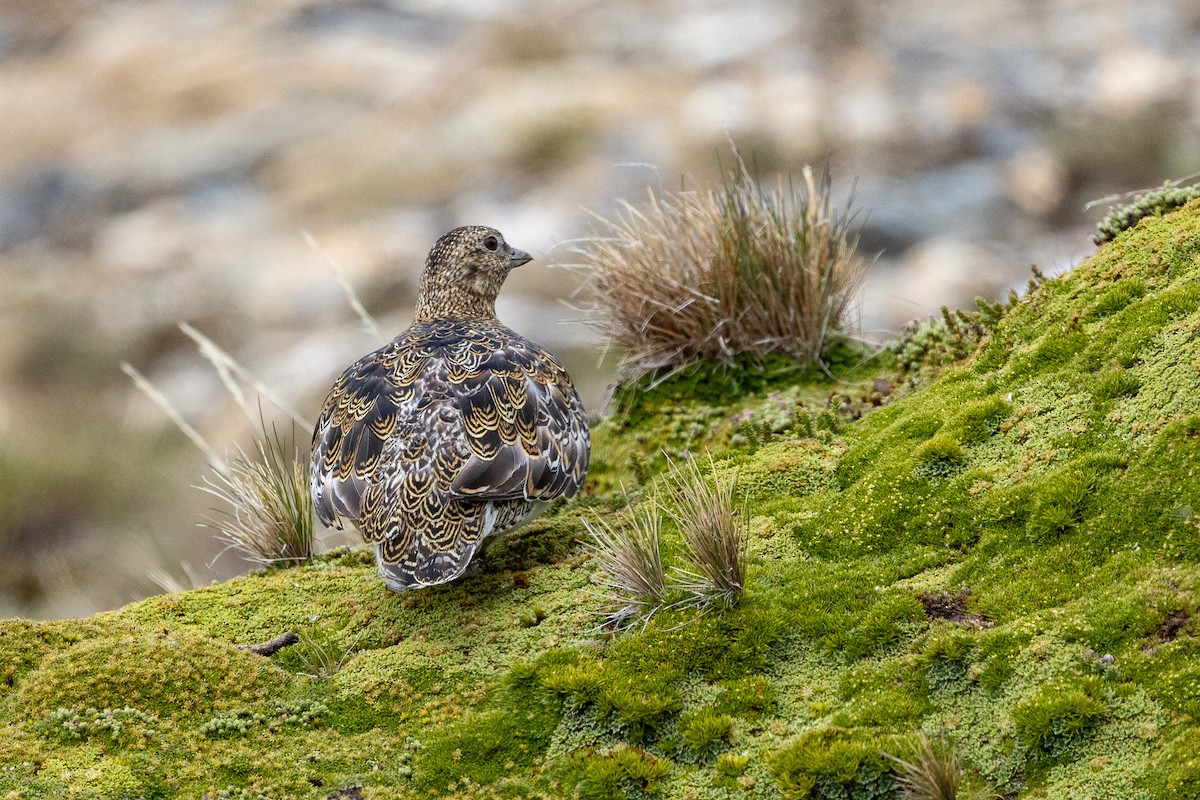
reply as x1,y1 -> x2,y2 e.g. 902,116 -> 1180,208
483,235 -> 499,251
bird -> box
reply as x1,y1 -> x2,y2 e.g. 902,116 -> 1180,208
310,225 -> 590,591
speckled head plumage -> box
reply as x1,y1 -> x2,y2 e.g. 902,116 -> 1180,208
309,225 -> 590,592
413,225 -> 532,322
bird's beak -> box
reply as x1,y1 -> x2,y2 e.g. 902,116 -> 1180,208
508,247 -> 532,269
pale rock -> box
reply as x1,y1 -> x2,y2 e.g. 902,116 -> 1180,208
1087,48 -> 1186,118
1007,148 -> 1067,217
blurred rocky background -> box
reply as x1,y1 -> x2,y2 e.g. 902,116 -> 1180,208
1,0 -> 1198,618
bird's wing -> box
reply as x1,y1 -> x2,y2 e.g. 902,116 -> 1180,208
310,341 -> 415,528
311,327 -> 590,533
447,335 -> 590,502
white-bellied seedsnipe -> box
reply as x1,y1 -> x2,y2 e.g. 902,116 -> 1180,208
310,226 -> 590,591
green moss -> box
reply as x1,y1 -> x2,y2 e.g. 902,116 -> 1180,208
1012,678 -> 1109,755
1093,368 -> 1142,402
835,660 -> 930,729
565,745 -> 670,800
539,651 -> 683,745
414,700 -> 557,792
1162,728 -> 1200,799
712,674 -> 777,718
913,432 -> 966,477
610,353 -> 838,428
677,707 -> 734,760
540,660 -> 606,707
10,628 -> 290,721
771,726 -> 901,800
483,509 -> 589,573
1024,464 -> 1101,542
6,200 -> 1200,799
605,684 -> 681,744
549,603 -> 785,700
947,395 -> 1013,443
1087,278 -> 1146,319
715,751 -> 750,778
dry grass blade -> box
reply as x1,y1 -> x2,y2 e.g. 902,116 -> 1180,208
200,423 -> 314,567
575,153 -> 866,377
665,455 -> 746,610
124,328 -> 317,572
144,561 -> 208,595
303,229 -> 383,341
885,734 -> 964,800
582,498 -> 669,630
121,361 -> 225,471
178,322 -> 313,430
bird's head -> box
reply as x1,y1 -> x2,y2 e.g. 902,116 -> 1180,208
414,226 -> 532,321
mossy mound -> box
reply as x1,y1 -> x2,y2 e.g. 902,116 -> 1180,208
2,201 -> 1200,798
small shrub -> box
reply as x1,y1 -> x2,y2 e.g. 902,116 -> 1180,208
124,328 -> 317,570
39,706 -> 157,747
1092,182 -> 1200,244
200,699 -> 329,739
891,298 -> 1011,375
290,627 -> 363,680
576,155 -> 866,377
664,455 -> 747,610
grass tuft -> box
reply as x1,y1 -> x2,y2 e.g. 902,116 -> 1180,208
289,628 -> 362,681
200,423 -> 314,568
665,455 -> 746,610
576,153 -> 866,377
884,734 -> 964,800
582,499 -> 669,630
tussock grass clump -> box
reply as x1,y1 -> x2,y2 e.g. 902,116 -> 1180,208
582,499 -> 669,630
201,425 -> 314,567
584,455 -> 747,628
665,455 -> 746,611
577,159 -> 866,377
885,735 -> 965,800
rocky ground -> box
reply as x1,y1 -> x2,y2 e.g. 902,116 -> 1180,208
1,0 -> 1199,616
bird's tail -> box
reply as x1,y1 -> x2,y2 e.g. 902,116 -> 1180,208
373,538 -> 482,592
